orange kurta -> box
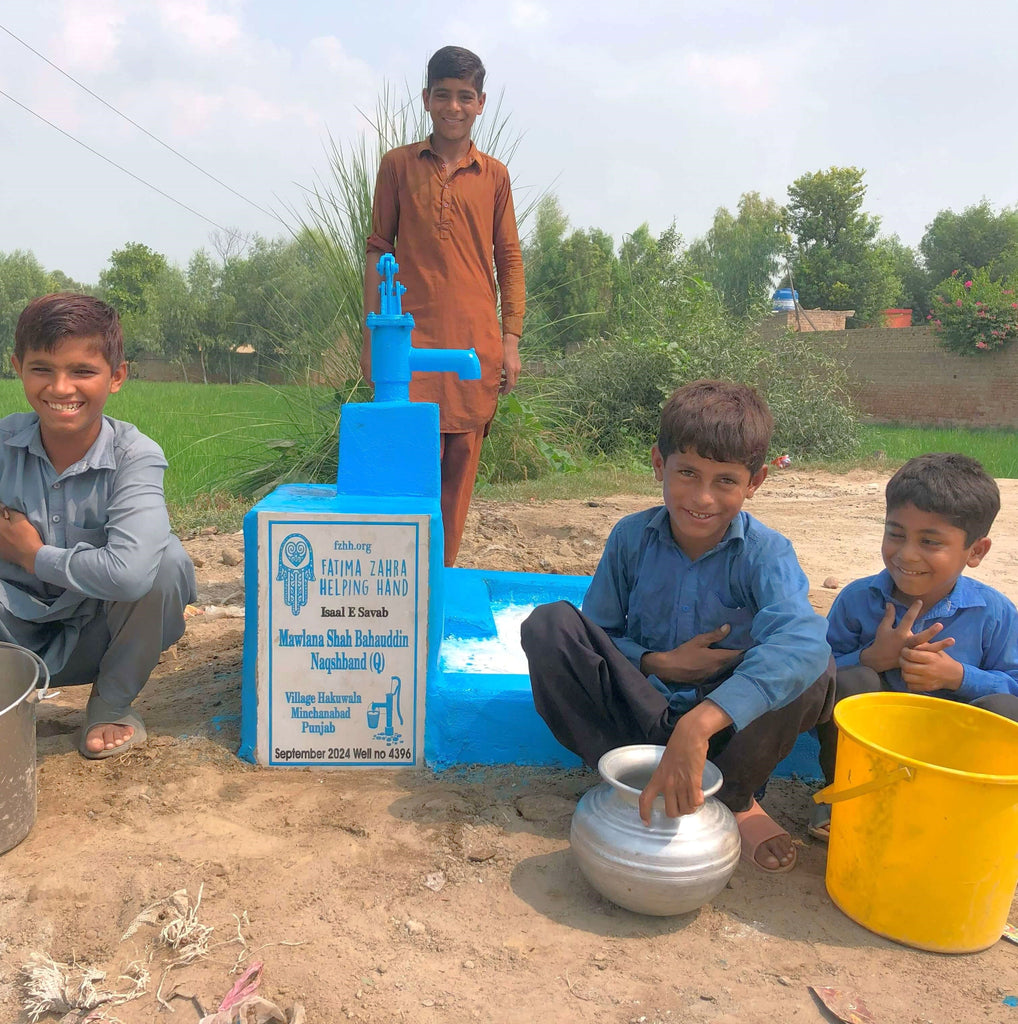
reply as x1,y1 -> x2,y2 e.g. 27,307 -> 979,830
366,140 -> 525,432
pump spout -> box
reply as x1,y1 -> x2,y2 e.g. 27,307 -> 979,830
408,347 -> 481,381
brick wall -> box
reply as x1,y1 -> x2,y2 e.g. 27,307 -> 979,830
130,353 -> 283,384
766,309 -> 855,333
805,326 -> 1018,427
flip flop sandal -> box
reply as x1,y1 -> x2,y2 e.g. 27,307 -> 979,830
79,692 -> 148,760
808,800 -> 832,843
734,798 -> 798,874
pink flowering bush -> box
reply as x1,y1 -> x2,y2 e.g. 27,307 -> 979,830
929,267 -> 1018,354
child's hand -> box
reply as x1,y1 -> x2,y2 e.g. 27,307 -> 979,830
0,506 -> 43,573
860,601 -> 945,672
899,639 -> 962,692
638,700 -> 732,823
642,625 -> 744,684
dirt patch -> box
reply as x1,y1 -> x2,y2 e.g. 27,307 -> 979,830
2,470 -> 1016,1023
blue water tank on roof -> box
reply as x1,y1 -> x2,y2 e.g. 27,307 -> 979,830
772,288 -> 798,311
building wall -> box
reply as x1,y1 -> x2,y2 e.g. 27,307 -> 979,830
807,326 -> 1018,427
130,353 -> 283,384
765,309 -> 855,332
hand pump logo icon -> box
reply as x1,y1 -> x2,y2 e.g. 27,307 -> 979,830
277,533 -> 315,614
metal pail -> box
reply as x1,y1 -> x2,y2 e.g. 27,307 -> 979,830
0,643 -> 50,855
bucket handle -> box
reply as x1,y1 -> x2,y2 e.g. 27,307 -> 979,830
0,642 -> 50,717
813,764 -> 914,805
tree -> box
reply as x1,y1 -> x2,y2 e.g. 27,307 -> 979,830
688,192 -> 789,318
99,242 -> 170,357
919,201 -> 1018,284
876,235 -> 927,318
523,196 -> 616,353
0,250 -> 57,375
785,166 -> 899,324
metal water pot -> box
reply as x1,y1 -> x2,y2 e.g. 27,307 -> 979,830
570,745 -> 741,915
0,643 -> 50,855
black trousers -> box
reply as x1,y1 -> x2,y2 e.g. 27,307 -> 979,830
817,664 -> 1018,785
520,602 -> 836,813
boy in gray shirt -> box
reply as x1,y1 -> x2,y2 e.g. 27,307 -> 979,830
0,293 -> 195,758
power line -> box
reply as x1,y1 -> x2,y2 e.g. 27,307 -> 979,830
0,85 -> 236,236
0,21 -> 281,224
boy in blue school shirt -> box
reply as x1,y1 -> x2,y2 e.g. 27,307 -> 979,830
522,380 -> 835,873
0,293 -> 196,759
812,452 -> 1018,840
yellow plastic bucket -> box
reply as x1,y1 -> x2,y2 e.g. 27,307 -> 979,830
813,692 -> 1018,953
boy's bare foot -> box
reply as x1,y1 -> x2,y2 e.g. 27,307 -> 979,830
84,722 -> 135,753
734,800 -> 797,873
79,695 -> 147,760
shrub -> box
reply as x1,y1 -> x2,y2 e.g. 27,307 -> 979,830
557,335 -> 682,458
478,390 -> 579,485
929,268 -> 1018,354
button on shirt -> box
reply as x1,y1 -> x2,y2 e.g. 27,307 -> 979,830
827,570 -> 1018,700
582,506 -> 831,731
0,412 -> 171,672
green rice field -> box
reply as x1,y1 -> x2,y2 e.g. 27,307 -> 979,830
857,423 -> 1018,479
0,379 -> 328,508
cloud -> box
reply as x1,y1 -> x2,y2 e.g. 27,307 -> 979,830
54,0 -> 126,72
510,2 -> 551,30
155,0 -> 242,54
683,51 -> 779,114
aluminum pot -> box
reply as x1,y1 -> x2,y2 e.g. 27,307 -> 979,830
0,642 -> 50,855
570,745 -> 740,915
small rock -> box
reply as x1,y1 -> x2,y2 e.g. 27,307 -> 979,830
191,556 -> 205,568
421,999 -> 435,1007
376,963 -> 388,974
200,526 -> 219,535
822,576 -> 840,589
220,547 -> 242,567
405,919 -> 426,935
777,976 -> 793,987
514,793 -> 575,821
423,872 -> 446,892
462,959 -> 475,970
586,501 -> 600,507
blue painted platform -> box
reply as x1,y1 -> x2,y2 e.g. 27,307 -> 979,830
429,567 -> 823,780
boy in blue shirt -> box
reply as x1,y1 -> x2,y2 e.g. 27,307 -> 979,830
522,380 -> 835,872
813,452 -> 1018,839
0,293 -> 196,759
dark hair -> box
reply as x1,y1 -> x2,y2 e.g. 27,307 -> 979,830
426,45 -> 485,93
657,379 -> 773,475
885,452 -> 999,545
14,292 -> 124,369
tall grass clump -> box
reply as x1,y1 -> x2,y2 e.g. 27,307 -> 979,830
224,84 -> 541,498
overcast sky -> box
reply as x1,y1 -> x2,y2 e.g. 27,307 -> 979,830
2,0 -> 1017,285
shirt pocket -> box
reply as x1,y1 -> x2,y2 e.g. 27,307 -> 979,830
700,591 -> 755,649
65,524 -> 107,549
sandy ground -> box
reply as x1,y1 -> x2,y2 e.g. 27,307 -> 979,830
2,468 -> 1017,1023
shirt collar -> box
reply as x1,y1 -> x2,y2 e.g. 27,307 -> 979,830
3,415 -> 117,474
871,568 -> 986,615
417,137 -> 483,171
647,506 -> 746,557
